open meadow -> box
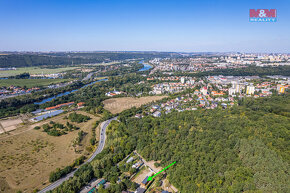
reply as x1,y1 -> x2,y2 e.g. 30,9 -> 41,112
0,67 -> 79,78
103,96 -> 166,114
0,111 -> 100,193
0,78 -> 74,88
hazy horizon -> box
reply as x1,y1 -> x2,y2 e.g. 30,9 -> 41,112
1,50 -> 289,54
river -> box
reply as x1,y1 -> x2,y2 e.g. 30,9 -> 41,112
138,60 -> 153,71
34,78 -> 108,105
34,61 -> 151,105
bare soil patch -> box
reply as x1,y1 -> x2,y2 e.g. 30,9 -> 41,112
103,96 -> 166,114
0,118 -> 23,134
132,166 -> 153,185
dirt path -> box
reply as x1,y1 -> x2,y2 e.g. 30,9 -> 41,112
134,151 -> 162,173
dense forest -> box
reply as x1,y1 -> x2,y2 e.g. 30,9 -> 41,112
97,62 -> 144,76
49,94 -> 289,193
0,52 -> 175,67
122,94 -> 289,193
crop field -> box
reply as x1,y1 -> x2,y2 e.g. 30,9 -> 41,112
0,78 -> 73,88
103,96 -> 166,114
0,111 -> 100,193
0,67 -> 79,78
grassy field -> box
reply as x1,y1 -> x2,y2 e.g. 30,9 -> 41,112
82,61 -> 120,66
0,78 -> 74,88
103,96 -> 166,114
0,67 -> 79,78
0,111 -> 100,193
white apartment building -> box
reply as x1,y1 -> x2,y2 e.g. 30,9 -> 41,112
246,85 -> 255,95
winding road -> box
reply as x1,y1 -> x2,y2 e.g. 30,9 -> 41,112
39,117 -> 118,193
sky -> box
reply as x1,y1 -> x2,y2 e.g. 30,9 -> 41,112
0,0 -> 289,53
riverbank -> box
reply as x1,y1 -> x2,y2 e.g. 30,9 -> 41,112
138,60 -> 153,71
34,78 -> 108,105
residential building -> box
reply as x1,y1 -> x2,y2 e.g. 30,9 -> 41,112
132,161 -> 143,169
246,84 -> 255,95
141,176 -> 149,188
200,87 -> 208,95
77,102 -> 85,108
181,77 -> 185,84
277,84 -> 285,93
45,102 -> 74,111
211,91 -> 225,96
135,187 -> 146,193
126,157 -> 134,163
229,81 -> 241,96
153,111 -> 161,117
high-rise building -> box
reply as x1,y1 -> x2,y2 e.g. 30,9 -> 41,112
189,78 -> 195,85
246,85 -> 255,95
229,87 -> 236,96
181,77 -> 185,84
277,84 -> 285,93
229,81 -> 241,96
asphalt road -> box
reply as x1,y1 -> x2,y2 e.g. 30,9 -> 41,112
39,117 -> 118,193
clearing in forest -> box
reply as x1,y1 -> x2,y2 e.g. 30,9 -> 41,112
103,96 -> 166,114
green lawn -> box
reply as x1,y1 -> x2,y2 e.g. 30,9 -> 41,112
0,67 -> 79,78
0,79 -> 74,88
